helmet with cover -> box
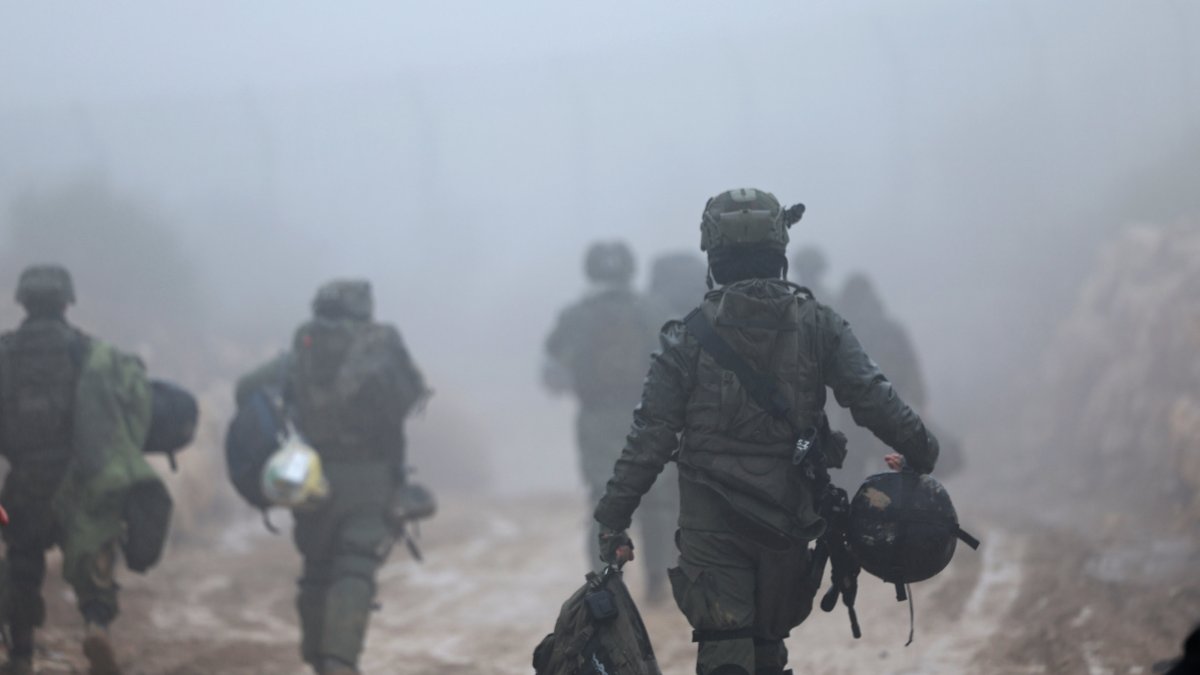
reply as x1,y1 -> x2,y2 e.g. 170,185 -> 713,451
15,264 -> 75,313
312,279 -> 373,321
847,470 -> 979,585
584,241 -> 636,285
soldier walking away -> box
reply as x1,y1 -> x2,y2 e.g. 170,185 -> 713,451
789,245 -> 833,302
636,252 -> 709,602
0,266 -> 163,675
592,189 -> 939,675
542,242 -> 662,577
834,273 -> 957,485
235,280 -> 428,675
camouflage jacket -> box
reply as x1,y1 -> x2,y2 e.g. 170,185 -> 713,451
594,279 -> 937,533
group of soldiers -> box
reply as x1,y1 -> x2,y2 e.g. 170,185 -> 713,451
0,270 -> 428,675
546,188 -> 941,675
2,186 -> 943,675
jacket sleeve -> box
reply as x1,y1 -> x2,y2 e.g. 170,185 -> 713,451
234,352 -> 291,408
593,320 -> 697,531
819,305 -> 939,473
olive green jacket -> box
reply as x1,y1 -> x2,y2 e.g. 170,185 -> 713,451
53,341 -> 167,581
594,279 -> 937,534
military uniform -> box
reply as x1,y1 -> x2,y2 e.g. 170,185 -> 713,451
238,280 -> 426,675
0,266 -> 126,675
543,242 -> 663,582
593,190 -> 937,675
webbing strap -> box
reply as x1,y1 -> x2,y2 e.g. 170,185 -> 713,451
692,627 -> 755,643
684,309 -> 793,427
956,527 -> 981,550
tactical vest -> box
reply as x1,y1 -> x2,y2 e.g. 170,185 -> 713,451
0,318 -> 90,464
677,280 -> 827,547
563,289 -> 657,408
287,318 -> 419,460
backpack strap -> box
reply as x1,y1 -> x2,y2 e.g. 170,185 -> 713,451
683,308 -> 794,429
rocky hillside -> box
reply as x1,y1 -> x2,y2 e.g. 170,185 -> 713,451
1013,222 -> 1200,523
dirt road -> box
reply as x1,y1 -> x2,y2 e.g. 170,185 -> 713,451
23,493 -> 1200,674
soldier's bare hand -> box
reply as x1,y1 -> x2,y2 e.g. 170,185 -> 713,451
884,453 -> 905,471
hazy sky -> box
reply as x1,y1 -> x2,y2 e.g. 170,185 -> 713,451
2,1 -> 1197,492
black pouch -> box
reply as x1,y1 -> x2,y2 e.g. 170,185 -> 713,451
585,588 -> 618,622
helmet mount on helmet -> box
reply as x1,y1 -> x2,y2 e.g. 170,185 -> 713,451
699,187 -> 805,254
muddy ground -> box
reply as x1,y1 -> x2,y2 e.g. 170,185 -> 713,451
18,485 -> 1199,675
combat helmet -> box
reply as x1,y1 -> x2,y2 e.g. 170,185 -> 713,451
15,264 -> 75,309
699,188 -> 805,253
847,470 -> 979,586
312,279 -> 373,321
585,241 -> 635,285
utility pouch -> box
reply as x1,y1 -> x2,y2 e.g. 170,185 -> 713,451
585,587 -> 619,622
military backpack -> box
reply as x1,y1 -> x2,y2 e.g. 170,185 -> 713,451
533,566 -> 661,675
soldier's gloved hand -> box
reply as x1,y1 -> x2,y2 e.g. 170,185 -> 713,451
598,527 -> 634,566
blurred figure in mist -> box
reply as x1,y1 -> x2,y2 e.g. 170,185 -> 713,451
235,280 -> 429,675
790,245 -> 833,301
0,266 -> 161,675
631,251 -> 710,602
542,242 -> 663,590
835,273 -> 962,485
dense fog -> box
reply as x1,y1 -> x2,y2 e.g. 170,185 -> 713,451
2,1 -> 1197,493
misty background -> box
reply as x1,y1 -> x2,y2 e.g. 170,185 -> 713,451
2,1 -> 1198,497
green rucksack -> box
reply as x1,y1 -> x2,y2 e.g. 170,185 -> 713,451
289,318 -> 426,456
533,567 -> 661,675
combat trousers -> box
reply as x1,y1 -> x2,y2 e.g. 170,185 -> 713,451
292,460 -> 396,671
668,526 -> 817,675
1,466 -> 119,659
577,406 -> 677,597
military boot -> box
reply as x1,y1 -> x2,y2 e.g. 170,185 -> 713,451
82,623 -> 122,675
0,658 -> 34,675
320,658 -> 359,675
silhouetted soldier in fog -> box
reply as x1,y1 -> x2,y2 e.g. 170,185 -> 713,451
236,280 -> 428,675
635,251 -> 710,602
835,273 -> 930,486
790,245 -> 833,301
0,266 -> 151,675
542,242 -> 661,578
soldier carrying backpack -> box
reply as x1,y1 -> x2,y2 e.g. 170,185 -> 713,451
0,265 -> 186,675
542,241 -> 664,580
232,279 -> 430,675
590,189 -> 943,675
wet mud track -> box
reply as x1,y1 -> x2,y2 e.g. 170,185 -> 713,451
24,495 -> 1199,674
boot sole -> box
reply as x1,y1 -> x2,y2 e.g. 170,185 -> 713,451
83,634 -> 122,675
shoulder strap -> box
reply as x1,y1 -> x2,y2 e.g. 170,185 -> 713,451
683,308 -> 794,428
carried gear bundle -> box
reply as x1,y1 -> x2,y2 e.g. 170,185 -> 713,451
225,386 -> 288,510
533,566 -> 661,675
261,436 -> 330,510
144,380 -> 198,470
699,188 -> 805,253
